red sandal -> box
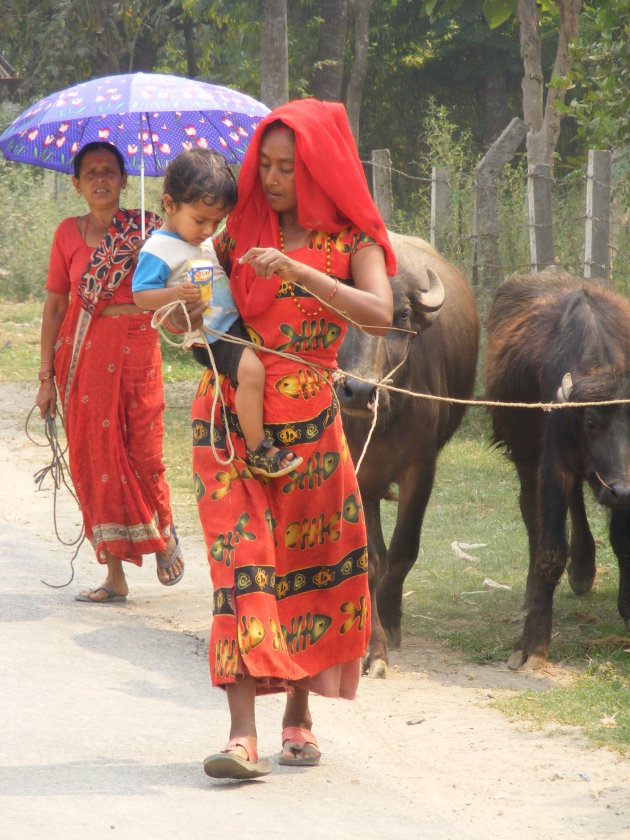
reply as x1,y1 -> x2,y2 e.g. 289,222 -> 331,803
278,726 -> 321,766
204,736 -> 270,779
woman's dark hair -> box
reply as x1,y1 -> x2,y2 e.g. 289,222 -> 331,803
261,119 -> 292,140
162,148 -> 237,210
73,142 -> 126,177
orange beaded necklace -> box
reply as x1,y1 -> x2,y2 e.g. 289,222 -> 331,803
279,226 -> 331,316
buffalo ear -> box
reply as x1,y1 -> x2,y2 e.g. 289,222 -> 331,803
557,372 -> 573,403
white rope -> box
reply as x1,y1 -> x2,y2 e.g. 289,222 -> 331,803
354,387 -> 379,475
151,299 -> 630,481
151,300 -> 235,467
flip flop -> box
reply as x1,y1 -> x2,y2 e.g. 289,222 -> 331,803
204,737 -> 270,780
278,726 -> 321,766
156,525 -> 184,586
74,585 -> 127,603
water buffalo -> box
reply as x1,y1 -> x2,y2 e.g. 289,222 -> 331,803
336,232 -> 480,677
485,269 -> 630,669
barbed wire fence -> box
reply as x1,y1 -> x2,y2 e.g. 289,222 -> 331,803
362,143 -> 630,314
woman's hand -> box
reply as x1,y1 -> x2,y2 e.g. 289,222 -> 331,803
239,247 -> 297,280
36,379 -> 57,420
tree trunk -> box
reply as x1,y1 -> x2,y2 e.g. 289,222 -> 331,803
182,14 -> 198,79
518,0 -> 581,168
483,47 -> 508,147
312,0 -> 348,101
345,0 -> 374,145
260,0 -> 288,108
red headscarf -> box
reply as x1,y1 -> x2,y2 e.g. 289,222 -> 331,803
227,98 -> 397,317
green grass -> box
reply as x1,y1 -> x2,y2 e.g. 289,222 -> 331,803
494,663 -> 630,754
3,300 -> 629,754
379,418 -> 630,755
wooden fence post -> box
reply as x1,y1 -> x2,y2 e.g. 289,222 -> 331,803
371,148 -> 394,227
472,117 -> 527,288
430,166 -> 450,252
527,163 -> 554,272
584,149 -> 611,280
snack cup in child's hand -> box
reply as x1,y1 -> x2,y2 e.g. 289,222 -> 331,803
187,260 -> 213,309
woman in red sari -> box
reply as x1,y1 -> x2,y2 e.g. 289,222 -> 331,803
36,142 -> 183,603
190,99 -> 396,779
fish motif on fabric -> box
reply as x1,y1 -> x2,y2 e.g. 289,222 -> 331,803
263,508 -> 278,548
193,472 -> 206,502
283,612 -> 333,654
275,368 -> 329,400
209,512 -> 256,566
340,596 -> 369,634
238,615 -> 266,655
282,451 -> 340,494
245,325 -> 263,347
214,638 -> 238,677
285,511 -> 342,550
195,368 -> 217,399
277,320 -> 341,353
213,461 -> 249,500
270,618 -> 289,652
276,424 -> 301,446
342,492 -> 364,524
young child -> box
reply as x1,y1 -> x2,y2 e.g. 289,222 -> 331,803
133,148 -> 302,478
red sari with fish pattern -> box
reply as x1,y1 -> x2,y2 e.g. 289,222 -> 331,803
191,225 -> 372,694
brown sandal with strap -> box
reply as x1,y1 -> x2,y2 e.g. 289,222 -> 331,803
246,437 -> 303,478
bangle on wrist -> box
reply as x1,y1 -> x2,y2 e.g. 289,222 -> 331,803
38,370 -> 55,382
324,276 -> 339,303
163,319 -> 185,335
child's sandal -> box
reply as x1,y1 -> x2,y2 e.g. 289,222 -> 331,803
246,437 -> 303,478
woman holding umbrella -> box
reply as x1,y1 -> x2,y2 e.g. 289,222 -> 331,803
186,98 -> 395,778
36,141 -> 184,602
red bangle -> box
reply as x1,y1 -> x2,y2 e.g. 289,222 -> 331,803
324,276 -> 339,303
163,319 -> 185,335
38,370 -> 55,382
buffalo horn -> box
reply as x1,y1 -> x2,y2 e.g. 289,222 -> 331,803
416,267 -> 445,312
560,372 -> 573,401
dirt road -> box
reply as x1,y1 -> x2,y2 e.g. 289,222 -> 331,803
1,382 -> 629,839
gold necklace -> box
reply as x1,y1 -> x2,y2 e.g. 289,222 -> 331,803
279,226 -> 331,315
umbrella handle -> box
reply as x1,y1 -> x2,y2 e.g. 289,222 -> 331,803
140,116 -> 145,239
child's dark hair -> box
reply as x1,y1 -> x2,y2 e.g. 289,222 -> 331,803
163,149 -> 237,210
74,141 -> 126,177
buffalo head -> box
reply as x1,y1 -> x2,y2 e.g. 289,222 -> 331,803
336,265 -> 444,419
557,370 -> 630,508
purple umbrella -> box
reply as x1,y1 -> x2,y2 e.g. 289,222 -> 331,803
0,72 -> 270,233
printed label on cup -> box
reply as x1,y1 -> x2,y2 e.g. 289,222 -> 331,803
187,260 -> 213,307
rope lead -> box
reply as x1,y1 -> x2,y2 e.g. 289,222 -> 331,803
25,405 -> 85,588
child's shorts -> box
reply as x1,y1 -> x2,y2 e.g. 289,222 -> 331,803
191,318 -> 249,387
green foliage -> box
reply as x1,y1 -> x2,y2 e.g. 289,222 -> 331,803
559,1 -> 630,204
390,99 -> 477,268
482,0 -> 517,29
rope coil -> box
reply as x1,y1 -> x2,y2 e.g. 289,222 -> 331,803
25,405 -> 85,588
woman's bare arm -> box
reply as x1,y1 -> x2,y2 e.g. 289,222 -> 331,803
36,292 -> 69,419
238,244 -> 393,336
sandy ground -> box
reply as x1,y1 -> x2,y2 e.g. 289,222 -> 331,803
1,381 -> 629,840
